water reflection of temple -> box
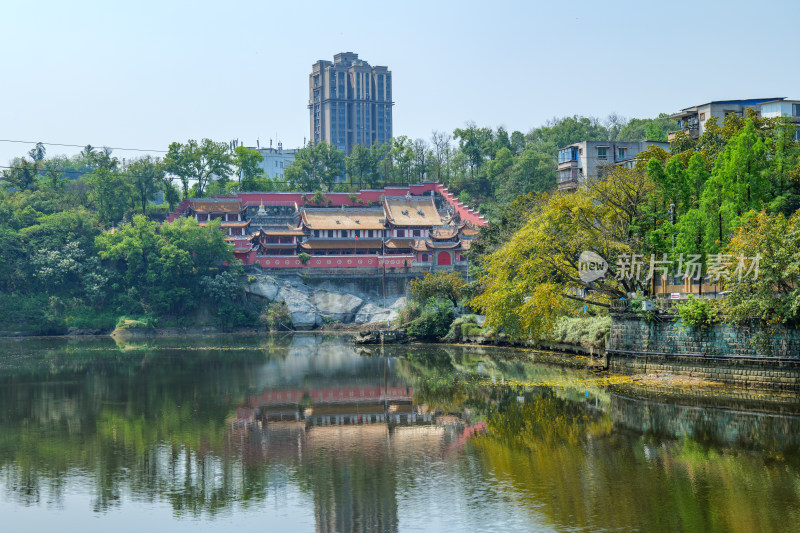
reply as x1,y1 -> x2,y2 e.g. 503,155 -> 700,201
236,385 -> 437,427
225,337 -> 480,533
230,385 -> 466,533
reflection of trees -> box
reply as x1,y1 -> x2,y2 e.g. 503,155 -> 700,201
484,391 -> 612,449
0,334 -> 415,525
4,336 -> 800,531
472,392 -> 800,533
395,345 -> 612,416
0,340 -> 269,514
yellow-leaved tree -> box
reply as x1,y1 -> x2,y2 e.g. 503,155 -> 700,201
472,167 -> 659,342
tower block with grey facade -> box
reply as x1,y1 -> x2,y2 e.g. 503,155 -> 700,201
309,52 -> 393,155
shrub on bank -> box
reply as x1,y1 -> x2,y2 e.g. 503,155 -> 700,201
406,298 -> 455,339
549,316 -> 611,348
677,296 -> 719,330
443,315 -> 484,342
260,302 -> 292,331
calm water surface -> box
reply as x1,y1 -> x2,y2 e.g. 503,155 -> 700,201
1,334 -> 799,532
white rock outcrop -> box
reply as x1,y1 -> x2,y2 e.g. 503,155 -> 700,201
355,296 -> 406,324
311,291 -> 364,322
277,282 -> 319,329
245,273 -> 407,329
248,276 -> 280,301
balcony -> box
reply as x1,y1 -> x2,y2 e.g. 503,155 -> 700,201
668,128 -> 699,142
558,178 -> 579,192
557,159 -> 579,171
558,168 -> 580,189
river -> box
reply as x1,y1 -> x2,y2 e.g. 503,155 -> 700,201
0,334 -> 798,532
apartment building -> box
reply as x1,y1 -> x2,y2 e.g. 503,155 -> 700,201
557,140 -> 670,191
668,97 -> 799,141
309,52 -> 393,155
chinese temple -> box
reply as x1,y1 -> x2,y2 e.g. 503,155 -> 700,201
166,182 -> 486,270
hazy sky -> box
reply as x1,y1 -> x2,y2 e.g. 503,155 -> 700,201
1,0 -> 798,165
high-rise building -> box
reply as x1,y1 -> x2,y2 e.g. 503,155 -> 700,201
309,52 -> 393,155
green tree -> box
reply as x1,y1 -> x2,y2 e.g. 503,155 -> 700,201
615,114 -> 676,142
28,142 -> 46,162
409,271 -> 465,306
389,136 -> 415,182
697,119 -> 770,255
0,227 -> 24,292
164,139 -> 234,198
2,158 -> 40,191
126,156 -> 164,215
495,146 -> 554,202
721,211 -> 800,327
162,178 -> 181,211
345,144 -> 378,188
285,141 -> 345,190
96,216 -> 233,315
430,131 -> 452,182
86,167 -> 131,226
527,116 -> 608,150
453,123 -> 493,179
486,147 -> 514,189
234,146 -> 265,189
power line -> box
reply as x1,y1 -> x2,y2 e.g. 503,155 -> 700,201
0,138 -> 167,153
0,163 -> 169,180
0,163 -> 302,185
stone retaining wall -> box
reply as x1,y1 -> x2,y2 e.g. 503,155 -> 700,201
607,314 -> 800,389
610,314 -> 800,357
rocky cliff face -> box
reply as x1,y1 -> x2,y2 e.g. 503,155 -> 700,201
246,273 -> 407,329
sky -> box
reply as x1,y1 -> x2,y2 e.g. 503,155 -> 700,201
1,0 -> 799,165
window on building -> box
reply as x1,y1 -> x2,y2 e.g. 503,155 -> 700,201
397,229 -> 405,237
597,147 -> 607,160
413,230 -> 420,237
794,104 -> 800,117
558,148 -> 577,164
314,230 -> 320,238
618,147 -> 626,160
699,113 -> 706,121
328,230 -> 334,238
368,230 -> 373,238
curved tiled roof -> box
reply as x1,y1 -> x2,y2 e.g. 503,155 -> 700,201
300,208 -> 386,230
189,199 -> 243,214
382,196 -> 442,227
384,238 -> 415,250
429,227 -> 459,239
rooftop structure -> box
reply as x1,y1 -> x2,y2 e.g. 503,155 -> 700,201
252,142 -> 299,180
